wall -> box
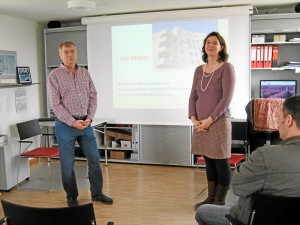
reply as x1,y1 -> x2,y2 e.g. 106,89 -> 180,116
0,14 -> 45,139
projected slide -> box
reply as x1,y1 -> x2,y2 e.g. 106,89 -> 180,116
112,19 -> 228,109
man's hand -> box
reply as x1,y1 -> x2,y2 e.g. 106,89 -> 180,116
82,118 -> 92,126
72,118 -> 91,130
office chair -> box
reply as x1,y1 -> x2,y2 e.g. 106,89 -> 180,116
225,193 -> 300,225
0,200 -> 100,225
16,119 -> 59,191
245,98 -> 284,149
196,154 -> 245,170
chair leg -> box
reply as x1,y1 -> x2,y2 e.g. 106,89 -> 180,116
37,158 -> 41,178
16,155 -> 21,189
249,210 -> 256,225
16,143 -> 24,190
0,216 -> 7,224
49,158 -> 53,191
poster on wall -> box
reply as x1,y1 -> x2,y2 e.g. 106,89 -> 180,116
0,50 -> 17,79
0,90 -> 16,116
15,88 -> 27,113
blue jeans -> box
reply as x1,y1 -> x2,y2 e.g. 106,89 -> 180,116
55,119 -> 103,199
195,204 -> 231,225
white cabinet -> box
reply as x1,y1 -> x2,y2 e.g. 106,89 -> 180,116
94,124 -> 140,163
95,124 -> 192,166
0,144 -> 30,191
140,125 -> 192,166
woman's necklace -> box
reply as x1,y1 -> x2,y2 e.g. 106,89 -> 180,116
200,61 -> 219,92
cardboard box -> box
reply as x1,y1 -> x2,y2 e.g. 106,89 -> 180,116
0,135 -> 8,146
252,34 -> 265,44
110,151 -> 128,160
121,140 -> 131,149
274,34 -> 286,42
106,129 -> 132,141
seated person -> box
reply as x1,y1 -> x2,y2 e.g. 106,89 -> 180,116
195,95 -> 300,225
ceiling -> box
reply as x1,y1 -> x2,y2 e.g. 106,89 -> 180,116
0,0 -> 300,25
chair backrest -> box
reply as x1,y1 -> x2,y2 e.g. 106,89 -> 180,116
232,121 -> 248,143
231,121 -> 249,154
16,119 -> 42,140
1,200 -> 97,225
248,193 -> 300,225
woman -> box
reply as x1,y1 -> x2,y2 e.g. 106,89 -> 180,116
189,31 -> 236,210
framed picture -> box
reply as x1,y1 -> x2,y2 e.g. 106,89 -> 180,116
16,67 -> 32,84
0,50 -> 17,79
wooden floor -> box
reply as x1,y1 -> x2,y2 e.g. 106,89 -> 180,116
0,160 -> 208,225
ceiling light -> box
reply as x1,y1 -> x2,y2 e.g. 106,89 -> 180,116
68,0 -> 96,11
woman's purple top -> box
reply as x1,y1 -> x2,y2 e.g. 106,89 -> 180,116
188,62 -> 236,121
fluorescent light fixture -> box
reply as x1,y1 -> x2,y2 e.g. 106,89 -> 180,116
68,0 -> 96,11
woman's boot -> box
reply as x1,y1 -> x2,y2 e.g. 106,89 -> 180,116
213,185 -> 229,205
194,181 -> 217,210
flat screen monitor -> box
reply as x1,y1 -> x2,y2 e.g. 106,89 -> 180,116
260,80 -> 297,99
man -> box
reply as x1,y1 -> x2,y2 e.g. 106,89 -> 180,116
195,95 -> 300,225
47,41 -> 113,207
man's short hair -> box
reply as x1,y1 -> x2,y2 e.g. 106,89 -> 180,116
283,95 -> 300,127
58,41 -> 76,53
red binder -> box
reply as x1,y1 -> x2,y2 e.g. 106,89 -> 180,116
263,45 -> 269,68
272,46 -> 279,67
256,46 -> 263,68
266,45 -> 273,68
251,45 -> 257,68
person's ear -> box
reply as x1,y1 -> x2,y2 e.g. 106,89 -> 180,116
286,114 -> 293,127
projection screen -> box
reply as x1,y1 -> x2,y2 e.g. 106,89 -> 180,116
82,6 -> 252,125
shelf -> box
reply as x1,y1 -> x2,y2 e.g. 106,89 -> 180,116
102,158 -> 139,163
250,13 -> 300,100
73,157 -> 139,164
251,67 -> 298,71
108,147 -> 136,151
0,82 -> 40,89
251,42 -> 300,45
106,126 -> 133,130
98,145 -> 137,151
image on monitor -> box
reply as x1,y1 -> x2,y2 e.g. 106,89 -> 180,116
260,80 -> 297,99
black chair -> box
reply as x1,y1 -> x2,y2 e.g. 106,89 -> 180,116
0,199 -> 106,225
226,193 -> 300,225
0,217 -> 6,225
231,120 -> 249,159
16,119 -> 60,191
245,99 -> 283,152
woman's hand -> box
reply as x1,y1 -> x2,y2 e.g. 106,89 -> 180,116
198,117 -> 213,132
191,116 -> 202,132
